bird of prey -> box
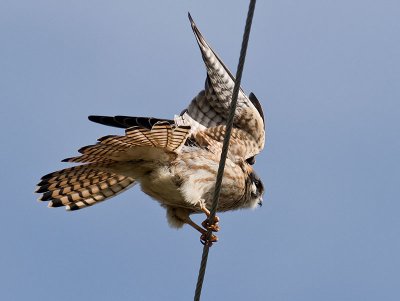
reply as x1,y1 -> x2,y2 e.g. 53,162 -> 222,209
36,14 -> 265,244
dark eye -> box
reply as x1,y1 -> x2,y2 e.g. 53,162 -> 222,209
253,178 -> 264,194
246,156 -> 256,165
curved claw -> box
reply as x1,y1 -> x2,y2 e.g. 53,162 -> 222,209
200,233 -> 218,247
202,219 -> 220,232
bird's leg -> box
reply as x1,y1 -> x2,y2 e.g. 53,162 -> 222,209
185,218 -> 218,246
172,207 -> 218,246
198,200 -> 220,233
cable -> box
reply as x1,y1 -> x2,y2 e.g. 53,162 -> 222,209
193,1 -> 257,300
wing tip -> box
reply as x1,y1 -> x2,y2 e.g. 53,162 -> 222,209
249,92 -> 265,125
66,204 -> 80,211
88,115 -> 109,124
188,12 -> 194,25
187,12 -> 204,44
38,191 -> 52,202
40,171 -> 57,180
78,144 -> 93,154
35,185 -> 47,193
88,115 -> 97,122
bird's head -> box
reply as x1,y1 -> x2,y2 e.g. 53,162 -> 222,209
248,171 -> 264,208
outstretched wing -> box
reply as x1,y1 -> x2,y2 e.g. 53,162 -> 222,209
88,115 -> 174,129
176,14 -> 265,161
87,14 -> 265,162
63,122 -> 191,164
36,122 -> 191,211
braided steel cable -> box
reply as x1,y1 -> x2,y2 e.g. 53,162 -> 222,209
193,1 -> 257,300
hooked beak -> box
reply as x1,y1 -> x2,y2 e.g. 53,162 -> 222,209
258,198 -> 263,207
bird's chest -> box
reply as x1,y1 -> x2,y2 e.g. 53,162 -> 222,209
139,166 -> 188,208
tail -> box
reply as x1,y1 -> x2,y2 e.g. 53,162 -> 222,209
36,163 -> 135,211
36,122 -> 191,210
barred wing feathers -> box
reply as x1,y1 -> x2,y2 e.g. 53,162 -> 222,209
177,14 -> 265,160
64,122 -> 190,163
36,122 -> 190,210
87,15 -> 265,163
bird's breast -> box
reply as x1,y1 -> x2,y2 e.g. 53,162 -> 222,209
139,165 -> 189,208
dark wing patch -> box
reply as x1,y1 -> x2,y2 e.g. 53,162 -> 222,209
249,93 -> 264,126
88,115 -> 174,129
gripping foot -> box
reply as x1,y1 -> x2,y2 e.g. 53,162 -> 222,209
200,233 -> 218,247
201,216 -> 220,232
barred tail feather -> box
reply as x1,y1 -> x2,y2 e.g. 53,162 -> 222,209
36,164 -> 135,211
36,122 -> 190,210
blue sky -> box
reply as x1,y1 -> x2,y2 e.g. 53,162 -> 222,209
1,1 -> 399,300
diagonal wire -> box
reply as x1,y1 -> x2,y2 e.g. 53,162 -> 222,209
193,1 -> 257,300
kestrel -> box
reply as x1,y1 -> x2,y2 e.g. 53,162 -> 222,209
36,14 -> 265,244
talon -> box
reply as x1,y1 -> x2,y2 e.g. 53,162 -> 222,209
201,219 -> 220,232
200,233 -> 218,246
201,214 -> 220,232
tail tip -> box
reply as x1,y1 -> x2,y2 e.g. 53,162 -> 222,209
35,185 -> 45,193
